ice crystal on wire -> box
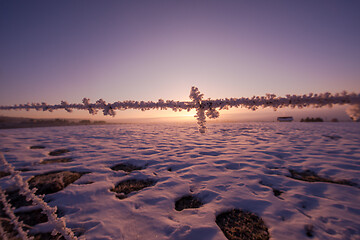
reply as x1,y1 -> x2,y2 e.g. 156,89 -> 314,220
189,86 -> 207,133
82,98 -> 98,115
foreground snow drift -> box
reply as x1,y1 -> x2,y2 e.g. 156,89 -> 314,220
1,122 -> 359,240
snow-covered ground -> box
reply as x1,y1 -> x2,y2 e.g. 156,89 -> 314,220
1,122 -> 360,240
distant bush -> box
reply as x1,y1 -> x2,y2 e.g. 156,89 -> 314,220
300,117 -> 323,122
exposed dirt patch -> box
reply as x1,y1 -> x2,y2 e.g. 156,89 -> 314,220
216,209 -> 270,240
0,204 -> 46,237
110,163 -> 143,173
111,179 -> 156,199
289,169 -> 358,187
40,157 -> 73,165
0,191 -> 81,239
0,201 -> 18,239
30,145 -> 46,149
16,208 -> 48,226
0,171 -> 10,178
48,149 -> 70,156
28,171 -> 86,195
5,189 -> 33,208
0,213 -> 79,240
175,195 -> 203,211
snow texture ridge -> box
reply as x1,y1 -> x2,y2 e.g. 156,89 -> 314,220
0,122 -> 359,239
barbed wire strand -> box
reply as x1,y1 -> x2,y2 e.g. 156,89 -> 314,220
1,87 -> 359,133
0,153 -> 77,240
0,187 -> 31,240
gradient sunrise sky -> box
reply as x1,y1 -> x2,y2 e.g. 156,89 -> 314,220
0,1 -> 359,121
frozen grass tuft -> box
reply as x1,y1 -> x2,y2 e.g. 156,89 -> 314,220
216,209 -> 270,240
111,179 -> 156,199
289,169 -> 358,187
110,163 -> 143,173
28,171 -> 86,195
175,195 -> 203,211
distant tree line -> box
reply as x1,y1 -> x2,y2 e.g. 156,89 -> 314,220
23,118 -> 106,125
0,116 -> 107,129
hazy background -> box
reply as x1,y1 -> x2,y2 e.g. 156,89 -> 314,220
1,0 -> 359,122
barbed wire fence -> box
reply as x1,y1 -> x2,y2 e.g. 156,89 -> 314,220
0,154 -> 78,240
1,86 -> 360,133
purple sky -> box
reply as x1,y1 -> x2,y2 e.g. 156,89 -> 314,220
0,0 -> 359,121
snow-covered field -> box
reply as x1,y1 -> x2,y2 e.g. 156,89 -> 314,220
1,122 -> 360,240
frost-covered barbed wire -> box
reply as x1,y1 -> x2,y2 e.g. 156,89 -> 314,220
0,154 -> 78,240
0,187 -> 31,240
1,86 -> 360,133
